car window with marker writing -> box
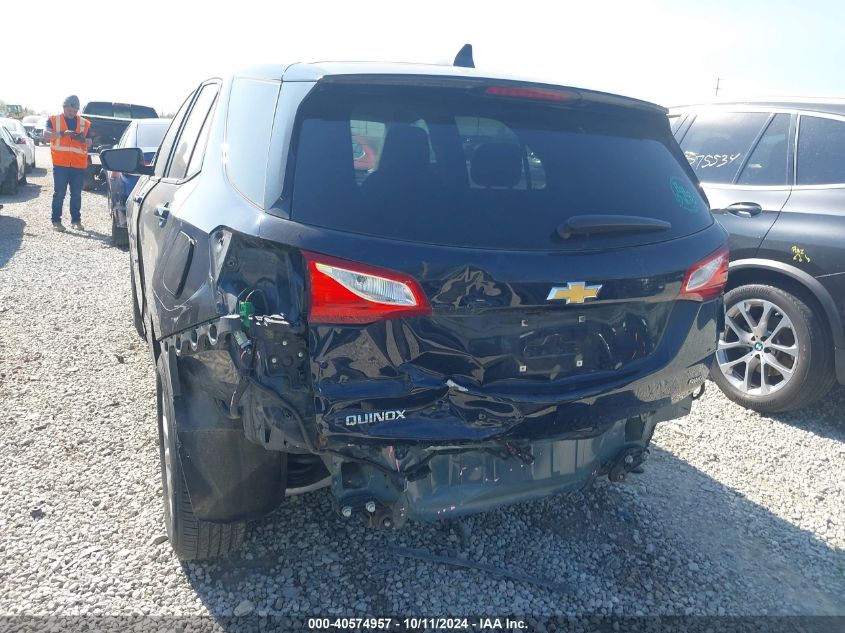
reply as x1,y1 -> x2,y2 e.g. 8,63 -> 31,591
680,112 -> 769,184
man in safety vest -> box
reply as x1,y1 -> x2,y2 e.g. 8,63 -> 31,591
42,95 -> 93,232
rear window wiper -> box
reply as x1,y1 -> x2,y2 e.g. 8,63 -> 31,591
556,215 -> 672,239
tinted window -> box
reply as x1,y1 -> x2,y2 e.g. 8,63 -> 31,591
290,84 -> 711,251
797,116 -> 845,185
167,84 -> 218,181
737,114 -> 790,186
226,78 -> 281,206
680,112 -> 769,184
186,109 -> 214,180
84,102 -> 158,119
130,105 -> 158,119
136,122 -> 170,149
154,94 -> 193,179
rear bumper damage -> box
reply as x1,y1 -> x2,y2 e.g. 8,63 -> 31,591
161,299 -> 710,526
328,415 -> 657,526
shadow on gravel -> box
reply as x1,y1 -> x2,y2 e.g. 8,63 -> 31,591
29,166 -> 49,178
0,215 -> 24,269
62,227 -> 114,247
769,386 -> 845,443
177,447 -> 845,622
0,182 -> 42,204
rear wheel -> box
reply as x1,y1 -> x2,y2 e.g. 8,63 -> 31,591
1,166 -> 18,194
711,284 -> 835,412
156,355 -> 246,560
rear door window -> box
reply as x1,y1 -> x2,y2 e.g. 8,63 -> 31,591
289,84 -> 711,251
736,113 -> 791,186
680,112 -> 770,184
796,115 -> 845,186
154,93 -> 193,179
166,83 -> 218,181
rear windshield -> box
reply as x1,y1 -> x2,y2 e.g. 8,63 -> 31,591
136,122 -> 169,148
289,84 -> 711,250
85,102 -> 159,119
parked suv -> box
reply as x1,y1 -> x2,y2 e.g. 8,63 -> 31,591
671,100 -> 845,412
104,118 -> 171,247
102,61 -> 727,560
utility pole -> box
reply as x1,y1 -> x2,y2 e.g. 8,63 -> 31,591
715,77 -> 721,97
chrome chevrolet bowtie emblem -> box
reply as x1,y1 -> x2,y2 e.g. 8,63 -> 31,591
547,282 -> 602,304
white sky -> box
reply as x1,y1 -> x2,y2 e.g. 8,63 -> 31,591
5,0 -> 845,115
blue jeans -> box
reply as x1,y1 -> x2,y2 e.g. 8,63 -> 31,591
52,166 -> 85,223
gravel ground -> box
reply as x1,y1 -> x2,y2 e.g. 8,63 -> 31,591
1,146 -> 844,622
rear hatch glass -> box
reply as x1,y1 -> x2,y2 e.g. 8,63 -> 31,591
85,102 -> 159,119
289,82 -> 711,251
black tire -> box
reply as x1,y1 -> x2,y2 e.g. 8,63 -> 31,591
710,284 -> 835,413
1,166 -> 18,195
156,355 -> 246,560
111,211 -> 129,248
129,267 -> 145,339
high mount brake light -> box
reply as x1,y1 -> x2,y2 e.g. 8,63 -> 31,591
484,86 -> 579,102
680,246 -> 729,301
304,251 -> 432,325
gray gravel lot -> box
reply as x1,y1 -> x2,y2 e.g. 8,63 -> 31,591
1,146 -> 844,621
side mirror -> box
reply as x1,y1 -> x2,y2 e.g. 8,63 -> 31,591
100,147 -> 152,175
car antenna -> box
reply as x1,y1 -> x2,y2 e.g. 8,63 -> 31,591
453,44 -> 474,68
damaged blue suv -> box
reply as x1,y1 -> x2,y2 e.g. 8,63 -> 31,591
101,57 -> 728,560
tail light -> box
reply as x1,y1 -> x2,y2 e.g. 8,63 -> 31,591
680,246 -> 729,301
304,251 -> 431,324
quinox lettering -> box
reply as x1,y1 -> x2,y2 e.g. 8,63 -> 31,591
344,410 -> 407,426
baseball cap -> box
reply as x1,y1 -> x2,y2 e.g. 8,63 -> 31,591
63,95 -> 80,108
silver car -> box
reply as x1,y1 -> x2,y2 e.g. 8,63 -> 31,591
0,118 -> 35,171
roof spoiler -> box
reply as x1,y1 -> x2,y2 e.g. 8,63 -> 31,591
453,44 -> 474,68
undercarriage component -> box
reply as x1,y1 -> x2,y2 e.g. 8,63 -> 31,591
607,446 -> 650,483
330,416 -> 657,527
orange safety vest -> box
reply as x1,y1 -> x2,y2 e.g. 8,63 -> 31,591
50,114 -> 91,169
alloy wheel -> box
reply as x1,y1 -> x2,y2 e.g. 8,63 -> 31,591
717,298 -> 798,396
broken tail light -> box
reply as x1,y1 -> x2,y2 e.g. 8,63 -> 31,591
679,246 -> 729,301
304,251 -> 432,324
